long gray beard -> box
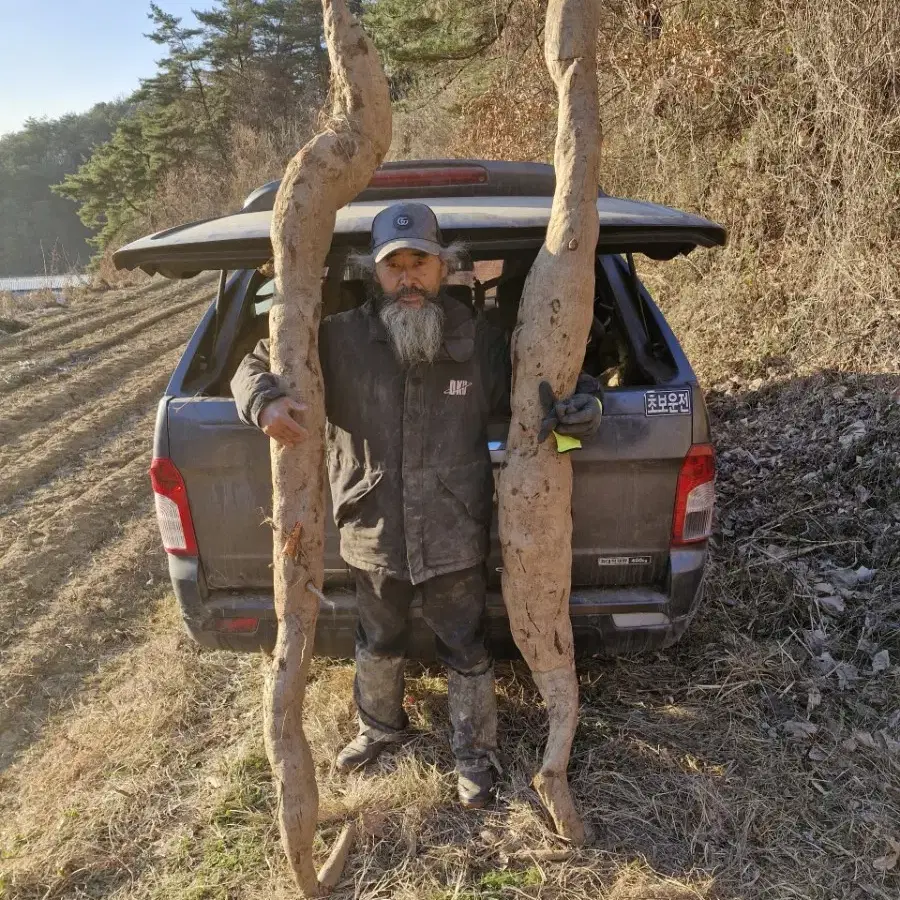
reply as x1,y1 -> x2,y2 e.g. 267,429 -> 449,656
379,299 -> 445,366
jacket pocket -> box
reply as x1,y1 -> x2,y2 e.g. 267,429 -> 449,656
333,470 -> 383,527
436,461 -> 493,526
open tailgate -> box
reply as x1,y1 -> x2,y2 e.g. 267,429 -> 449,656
114,195 -> 726,278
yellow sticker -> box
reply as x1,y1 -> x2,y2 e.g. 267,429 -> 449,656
553,432 -> 582,453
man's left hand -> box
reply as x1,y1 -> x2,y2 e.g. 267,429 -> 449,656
537,377 -> 603,443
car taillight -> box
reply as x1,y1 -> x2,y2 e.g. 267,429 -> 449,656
214,617 -> 260,634
672,444 -> 715,545
368,165 -> 488,189
149,457 -> 198,556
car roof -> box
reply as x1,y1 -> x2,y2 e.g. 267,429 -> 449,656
114,162 -> 727,279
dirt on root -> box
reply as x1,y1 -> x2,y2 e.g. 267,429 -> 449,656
0,281 -> 898,899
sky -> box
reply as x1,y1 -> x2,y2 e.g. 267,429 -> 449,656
0,1 -> 201,137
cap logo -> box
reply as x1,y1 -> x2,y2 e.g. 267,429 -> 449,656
395,215 -> 411,228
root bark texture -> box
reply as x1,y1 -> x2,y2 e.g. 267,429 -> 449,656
264,1 -> 391,895
498,0 -> 601,844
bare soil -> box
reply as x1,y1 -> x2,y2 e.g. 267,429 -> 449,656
0,281 -> 897,900
0,276 -> 216,766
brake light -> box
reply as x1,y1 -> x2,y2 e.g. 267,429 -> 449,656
368,165 -> 488,189
672,444 -> 715,545
214,617 -> 260,634
149,457 -> 198,556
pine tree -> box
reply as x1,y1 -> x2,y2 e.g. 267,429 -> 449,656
363,0 -> 511,90
57,1 -> 328,256
0,102 -> 128,274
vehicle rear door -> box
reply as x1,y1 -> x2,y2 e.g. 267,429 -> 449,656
158,273 -> 348,591
132,188 -> 723,596
485,254 -> 696,590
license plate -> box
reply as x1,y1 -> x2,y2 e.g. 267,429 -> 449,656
644,388 -> 692,416
598,555 -> 652,567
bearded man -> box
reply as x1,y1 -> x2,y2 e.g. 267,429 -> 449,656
231,202 -> 602,808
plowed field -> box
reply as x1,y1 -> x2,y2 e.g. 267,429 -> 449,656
0,276 -> 216,766
0,282 -> 897,900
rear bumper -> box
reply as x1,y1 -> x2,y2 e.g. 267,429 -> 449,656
169,546 -> 707,658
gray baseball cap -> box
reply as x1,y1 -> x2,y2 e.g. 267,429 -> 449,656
371,202 -> 444,263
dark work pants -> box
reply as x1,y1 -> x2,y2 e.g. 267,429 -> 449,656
351,565 -> 497,773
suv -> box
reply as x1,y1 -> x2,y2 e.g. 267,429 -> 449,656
114,159 -> 725,659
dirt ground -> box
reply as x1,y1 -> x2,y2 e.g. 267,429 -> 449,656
0,283 -> 897,899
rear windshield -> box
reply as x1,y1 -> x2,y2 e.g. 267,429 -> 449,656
209,252 -> 672,397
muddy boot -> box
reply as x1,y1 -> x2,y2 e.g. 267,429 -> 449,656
336,724 -> 403,772
339,647 -> 409,773
448,666 -> 498,807
354,646 -> 409,731
457,766 -> 495,808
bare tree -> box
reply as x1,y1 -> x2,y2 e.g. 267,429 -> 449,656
263,1 -> 391,895
498,0 -> 601,844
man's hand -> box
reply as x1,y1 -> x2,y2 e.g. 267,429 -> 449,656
259,396 -> 308,447
537,378 -> 603,443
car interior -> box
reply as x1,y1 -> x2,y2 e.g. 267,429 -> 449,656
203,249 -> 672,398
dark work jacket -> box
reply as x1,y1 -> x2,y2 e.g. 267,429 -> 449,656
231,294 -> 510,584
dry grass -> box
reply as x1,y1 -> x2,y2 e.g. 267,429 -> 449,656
3,364 -> 899,899
92,116 -> 317,289
450,0 -> 900,382
87,256 -> 154,293
0,289 -> 67,334
0,282 -> 120,333
2,3 -> 899,897
150,118 -> 318,229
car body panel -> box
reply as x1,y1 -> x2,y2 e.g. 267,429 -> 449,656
164,390 -> 695,594
167,551 -> 704,659
150,254 -> 712,658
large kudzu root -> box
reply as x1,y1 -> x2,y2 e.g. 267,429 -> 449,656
498,0 -> 601,844
264,1 -> 391,895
